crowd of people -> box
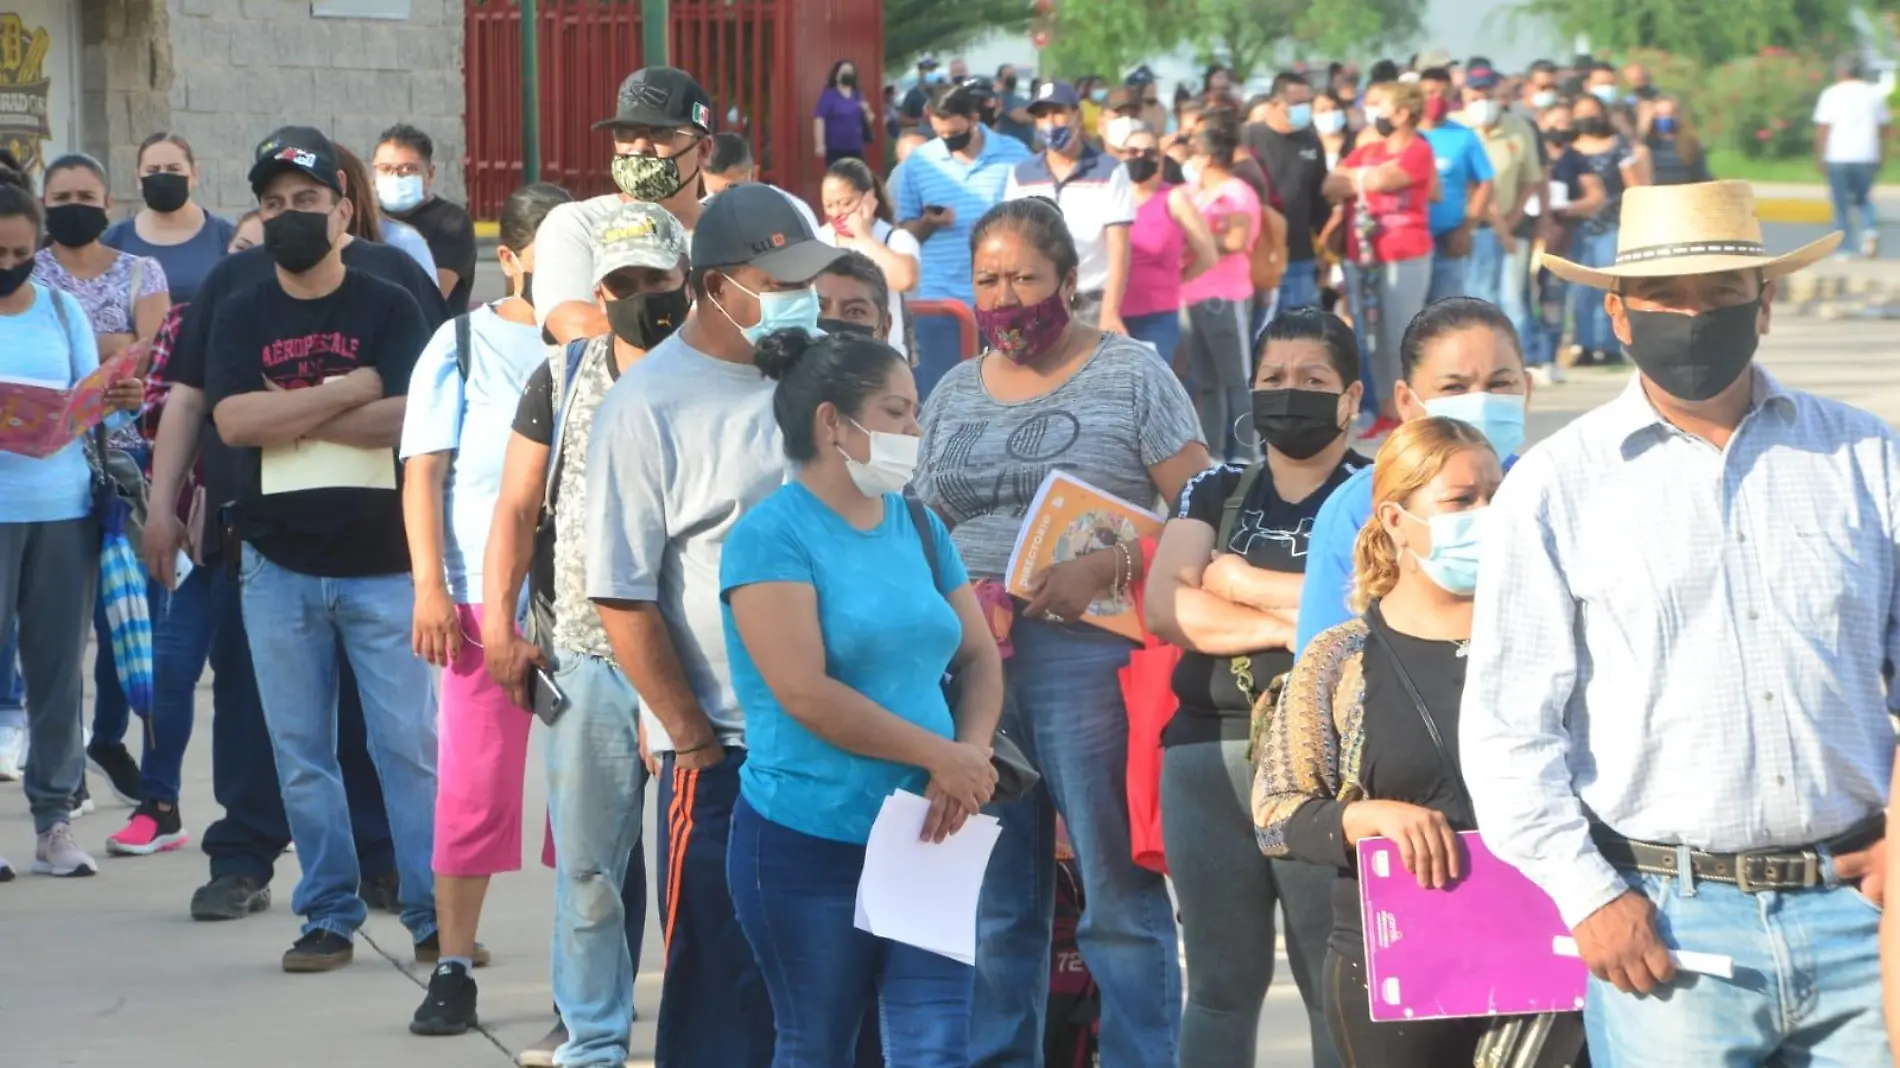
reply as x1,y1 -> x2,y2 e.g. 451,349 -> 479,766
0,38 -> 1896,1068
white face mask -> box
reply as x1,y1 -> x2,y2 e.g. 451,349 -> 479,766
839,418 -> 919,497
1464,100 -> 1498,128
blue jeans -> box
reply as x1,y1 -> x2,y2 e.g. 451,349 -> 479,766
1570,227 -> 1622,356
971,618 -> 1181,1068
237,546 -> 437,941
90,592 -> 133,748
1123,310 -> 1181,366
1276,262 -> 1322,316
1584,870 -> 1888,1066
913,310 -> 970,403
141,566 -> 211,802
1466,228 -> 1540,365
729,795 -> 974,1068
0,626 -> 23,727
1427,247 -> 1470,303
545,649 -> 651,1067
1827,161 -> 1880,253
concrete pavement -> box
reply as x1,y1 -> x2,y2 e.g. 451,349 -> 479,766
5,317 -> 1898,1067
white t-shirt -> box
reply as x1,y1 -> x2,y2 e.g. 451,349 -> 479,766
1813,80 -> 1892,164
816,218 -> 919,359
1004,150 -> 1137,294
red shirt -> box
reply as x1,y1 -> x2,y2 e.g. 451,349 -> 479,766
1342,136 -> 1434,263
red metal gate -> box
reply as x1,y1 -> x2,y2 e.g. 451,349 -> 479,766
464,0 -> 883,222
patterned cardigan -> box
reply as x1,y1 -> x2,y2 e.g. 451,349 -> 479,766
1253,618 -> 1371,870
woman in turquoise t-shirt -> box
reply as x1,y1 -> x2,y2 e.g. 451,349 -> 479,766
722,327 -> 1004,1066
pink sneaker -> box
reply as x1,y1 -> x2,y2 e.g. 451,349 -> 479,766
106,802 -> 189,856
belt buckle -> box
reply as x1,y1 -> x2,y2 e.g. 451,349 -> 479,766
1733,849 -> 1818,894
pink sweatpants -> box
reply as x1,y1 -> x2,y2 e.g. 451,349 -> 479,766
433,604 -> 533,876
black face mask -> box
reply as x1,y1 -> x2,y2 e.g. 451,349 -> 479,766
518,270 -> 534,306
941,128 -> 975,153
1252,388 -> 1345,460
1575,116 -> 1612,137
1124,156 -> 1160,184
818,317 -> 876,338
1623,299 -> 1761,403
1544,129 -> 1574,148
141,173 -> 192,214
1372,117 -> 1396,138
840,72 -> 858,88
45,204 -> 109,249
262,208 -> 336,274
605,286 -> 691,350
0,258 -> 34,298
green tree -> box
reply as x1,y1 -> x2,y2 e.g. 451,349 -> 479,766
1040,0 -> 1186,80
883,0 -> 1035,69
1505,0 -> 1898,67
1186,0 -> 1426,83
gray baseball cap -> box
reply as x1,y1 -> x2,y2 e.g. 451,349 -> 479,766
691,184 -> 842,284
591,202 -> 690,286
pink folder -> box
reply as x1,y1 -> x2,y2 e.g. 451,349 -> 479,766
1357,831 -> 1588,1022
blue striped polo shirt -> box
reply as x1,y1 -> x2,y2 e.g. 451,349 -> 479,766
892,126 -> 1033,303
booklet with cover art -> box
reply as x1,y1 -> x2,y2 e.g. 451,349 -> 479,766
1004,470 -> 1165,642
0,348 -> 141,460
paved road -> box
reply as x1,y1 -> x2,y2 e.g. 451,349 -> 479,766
4,317 -> 1894,1067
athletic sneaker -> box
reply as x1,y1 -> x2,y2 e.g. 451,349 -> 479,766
87,739 -> 142,805
32,823 -> 97,877
69,782 -> 94,820
410,962 -> 478,1036
282,930 -> 354,972
515,1021 -> 566,1068
1864,230 -> 1881,260
190,874 -> 271,921
0,723 -> 25,781
106,801 -> 189,856
0,854 -> 13,882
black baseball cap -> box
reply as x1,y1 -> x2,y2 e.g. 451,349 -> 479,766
692,184 -> 843,284
249,126 -> 343,197
595,66 -> 716,134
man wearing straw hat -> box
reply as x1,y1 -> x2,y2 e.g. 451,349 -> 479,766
1460,180 -> 1893,1063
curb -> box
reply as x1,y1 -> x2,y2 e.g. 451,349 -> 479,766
1756,198 -> 1835,225
474,220 -> 500,240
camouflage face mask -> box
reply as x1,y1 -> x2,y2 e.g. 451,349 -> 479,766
611,151 -> 688,201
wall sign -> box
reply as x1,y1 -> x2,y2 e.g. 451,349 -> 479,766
311,1 -> 412,18
0,11 -> 52,173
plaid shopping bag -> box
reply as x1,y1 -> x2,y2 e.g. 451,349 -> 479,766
99,498 -> 154,716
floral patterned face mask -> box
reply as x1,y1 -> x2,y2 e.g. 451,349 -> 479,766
975,290 -> 1071,364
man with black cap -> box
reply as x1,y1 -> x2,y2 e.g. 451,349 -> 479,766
533,65 -> 716,346
1008,80 -> 1135,335
202,124 -> 441,974
584,183 -> 844,1067
144,123 -> 446,928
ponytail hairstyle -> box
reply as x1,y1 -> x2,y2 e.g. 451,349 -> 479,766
1349,416 -> 1494,613
0,148 -> 39,231
824,157 -> 894,224
752,327 -> 908,462
498,181 -> 572,254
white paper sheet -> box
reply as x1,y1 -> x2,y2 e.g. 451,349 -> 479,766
259,439 -> 396,496
1551,936 -> 1735,980
854,790 -> 1003,965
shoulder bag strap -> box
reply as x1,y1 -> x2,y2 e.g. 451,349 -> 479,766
453,312 -> 473,380
541,337 -> 594,514
906,494 -> 943,587
127,256 -> 146,332
1364,610 -> 1474,814
1215,463 -> 1268,554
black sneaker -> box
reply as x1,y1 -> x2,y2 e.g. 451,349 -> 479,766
282,930 -> 353,973
191,874 -> 271,921
86,739 -> 142,806
410,961 -> 479,1036
414,932 -> 491,967
359,869 -> 401,913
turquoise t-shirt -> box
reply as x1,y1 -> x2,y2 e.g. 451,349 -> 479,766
721,483 -> 968,844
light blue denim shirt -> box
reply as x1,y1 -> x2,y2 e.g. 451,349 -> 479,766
0,283 -> 104,524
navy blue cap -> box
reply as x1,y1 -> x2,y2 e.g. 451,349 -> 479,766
1465,64 -> 1501,90
1028,80 -> 1080,114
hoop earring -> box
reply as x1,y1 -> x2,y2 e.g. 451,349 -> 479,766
1231,413 -> 1262,450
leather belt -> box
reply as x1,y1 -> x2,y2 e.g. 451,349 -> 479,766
1591,814 -> 1885,894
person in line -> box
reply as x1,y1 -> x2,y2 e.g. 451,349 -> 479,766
374,123 -> 480,309
816,249 -> 895,341
398,182 -> 571,1036
1457,63 -> 1543,380
484,201 -> 691,1068
1640,96 -> 1712,187
913,197 -> 1211,1068
336,143 -> 439,281
587,184 -> 844,1067
724,325 -> 1006,1064
1323,80 -> 1435,439
1106,118 -> 1219,362
0,156 -> 145,879
899,54 -> 942,134
994,64 -> 1037,148
1006,81 -> 1135,334
534,65 -> 715,345
1146,308 -> 1368,1068
1415,66 -> 1496,303
1180,110 -> 1265,463
1258,417 -> 1502,1066
142,125 -> 444,925
700,133 -> 824,235
1312,92 -> 1356,170
32,152 -> 171,812
1295,299 -> 1529,657
203,126 -> 439,973
1814,56 -> 1890,260
891,81 -> 1032,395
1246,73 -> 1331,317
816,59 -> 875,165
1551,91 -> 1647,367
817,157 -> 921,360
1465,181 -> 1892,1064
104,132 -> 239,305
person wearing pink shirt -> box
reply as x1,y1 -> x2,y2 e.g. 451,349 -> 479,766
1180,110 -> 1264,463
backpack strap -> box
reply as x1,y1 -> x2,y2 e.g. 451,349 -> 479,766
126,255 -> 146,332
1215,463 -> 1268,554
906,495 -> 943,587
453,312 -> 472,380
541,337 -> 595,514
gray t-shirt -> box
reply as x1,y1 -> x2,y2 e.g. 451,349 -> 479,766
584,331 -> 787,750
914,334 -> 1205,579
529,194 -> 627,332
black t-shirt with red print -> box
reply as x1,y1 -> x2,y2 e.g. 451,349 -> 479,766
204,269 -> 430,577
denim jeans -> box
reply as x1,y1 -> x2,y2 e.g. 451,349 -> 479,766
1827,161 -> 1881,253
1570,227 -> 1622,356
1466,228 -> 1540,365
914,311 -> 970,403
1427,248 -> 1469,303
729,795 -> 974,1068
545,648 -> 650,1067
1584,870 -> 1889,1066
972,618 -> 1181,1068
237,545 -> 438,941
1276,263 -> 1322,316
0,626 -> 23,728
138,565 -> 212,803
1123,311 -> 1181,368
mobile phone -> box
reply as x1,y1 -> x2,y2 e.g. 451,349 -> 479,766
924,203 -> 949,215
532,667 -> 567,725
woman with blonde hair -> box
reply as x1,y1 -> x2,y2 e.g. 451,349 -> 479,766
1253,415 -> 1502,1067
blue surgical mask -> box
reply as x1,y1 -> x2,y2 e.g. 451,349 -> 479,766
1400,507 -> 1489,595
1590,85 -> 1618,104
1090,88 -> 1108,104
1653,116 -> 1677,135
1426,392 -> 1526,461
1039,122 -> 1075,152
1314,111 -> 1346,136
376,173 -> 426,214
716,275 -> 821,346
1286,103 -> 1313,131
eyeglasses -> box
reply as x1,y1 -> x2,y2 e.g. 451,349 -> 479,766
611,126 -> 700,153
374,162 -> 425,179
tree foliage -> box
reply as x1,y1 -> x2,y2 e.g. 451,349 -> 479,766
1504,0 -> 1899,68
883,0 -> 1035,70
1041,0 -> 1186,79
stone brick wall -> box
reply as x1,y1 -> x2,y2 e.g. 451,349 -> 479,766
83,0 -> 465,220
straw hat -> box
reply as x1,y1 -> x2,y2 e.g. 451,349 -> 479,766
1543,180 -> 1841,290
